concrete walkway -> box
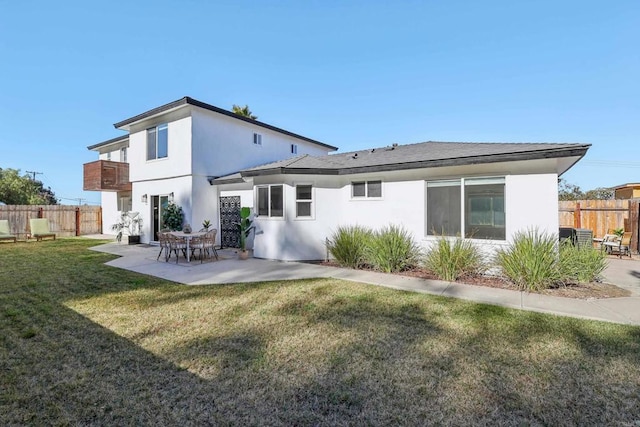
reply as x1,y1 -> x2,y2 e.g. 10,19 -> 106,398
89,241 -> 640,326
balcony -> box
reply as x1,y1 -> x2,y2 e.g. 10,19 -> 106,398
83,160 -> 131,192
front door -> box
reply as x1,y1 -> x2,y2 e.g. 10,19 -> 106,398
151,195 -> 169,241
219,196 -> 241,248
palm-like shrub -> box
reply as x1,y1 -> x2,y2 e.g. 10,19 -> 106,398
495,229 -> 561,291
424,237 -> 484,282
365,224 -> 421,273
559,241 -> 608,283
327,225 -> 373,268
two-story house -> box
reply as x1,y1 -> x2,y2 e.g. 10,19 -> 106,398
83,97 -> 337,245
85,96 -> 590,262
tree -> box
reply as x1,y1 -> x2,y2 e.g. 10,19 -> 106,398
558,178 -> 614,201
231,104 -> 258,120
558,178 -> 584,201
0,168 -> 58,205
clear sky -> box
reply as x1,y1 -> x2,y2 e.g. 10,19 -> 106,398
1,0 -> 638,204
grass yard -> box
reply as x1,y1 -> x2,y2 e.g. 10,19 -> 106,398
1,239 -> 639,426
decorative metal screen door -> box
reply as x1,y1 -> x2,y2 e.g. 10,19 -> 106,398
219,196 -> 241,248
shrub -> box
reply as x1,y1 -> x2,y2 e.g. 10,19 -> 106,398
424,236 -> 484,282
327,225 -> 373,268
162,202 -> 184,231
559,241 -> 608,283
365,224 -> 421,273
495,229 -> 561,291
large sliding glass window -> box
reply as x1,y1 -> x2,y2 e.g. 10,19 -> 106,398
426,177 -> 505,240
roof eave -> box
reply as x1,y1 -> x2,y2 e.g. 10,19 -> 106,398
87,135 -> 129,151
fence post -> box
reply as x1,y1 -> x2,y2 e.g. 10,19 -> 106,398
75,207 -> 81,236
574,202 -> 581,228
629,200 -> 639,254
38,207 -> 43,218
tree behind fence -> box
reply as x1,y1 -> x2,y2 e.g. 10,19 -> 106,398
0,205 -> 102,239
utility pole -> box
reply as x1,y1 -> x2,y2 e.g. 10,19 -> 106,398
25,170 -> 43,181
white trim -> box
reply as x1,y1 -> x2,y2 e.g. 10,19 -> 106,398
294,183 -> 315,220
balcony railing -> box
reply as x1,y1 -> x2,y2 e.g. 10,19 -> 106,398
83,160 -> 131,192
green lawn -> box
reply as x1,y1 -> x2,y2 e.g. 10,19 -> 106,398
1,239 -> 639,425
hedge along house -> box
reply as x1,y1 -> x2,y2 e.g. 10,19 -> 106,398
214,141 -> 590,261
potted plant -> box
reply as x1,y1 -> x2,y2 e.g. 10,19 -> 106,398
235,207 -> 255,260
111,211 -> 142,244
202,219 -> 211,231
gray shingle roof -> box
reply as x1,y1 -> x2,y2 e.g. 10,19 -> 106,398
234,141 -> 590,177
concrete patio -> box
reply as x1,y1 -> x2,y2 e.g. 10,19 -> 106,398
89,240 -> 640,326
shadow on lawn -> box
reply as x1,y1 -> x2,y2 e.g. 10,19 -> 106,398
2,240 -> 640,425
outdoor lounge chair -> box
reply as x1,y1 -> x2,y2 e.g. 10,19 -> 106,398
29,218 -> 56,241
0,219 -> 17,243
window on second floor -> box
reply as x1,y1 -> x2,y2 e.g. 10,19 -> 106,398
106,151 -> 111,161
253,133 -> 262,146
291,144 -> 298,154
147,123 -> 168,160
120,147 -> 127,162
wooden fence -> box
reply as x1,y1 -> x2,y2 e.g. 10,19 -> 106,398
559,199 -> 640,253
0,205 -> 102,240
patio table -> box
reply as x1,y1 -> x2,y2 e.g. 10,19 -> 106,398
169,230 -> 207,262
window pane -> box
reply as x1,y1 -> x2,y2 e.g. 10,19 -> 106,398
352,182 -> 365,197
367,181 -> 382,197
427,182 -> 461,236
465,183 -> 505,240
270,185 -> 284,217
157,124 -> 168,158
147,128 -> 156,160
297,201 -> 311,217
296,185 -> 312,200
257,187 -> 269,216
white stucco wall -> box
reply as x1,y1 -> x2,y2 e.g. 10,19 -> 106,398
191,109 -> 333,178
100,192 -> 120,235
251,171 -> 561,261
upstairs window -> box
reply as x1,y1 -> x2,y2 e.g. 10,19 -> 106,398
106,152 -> 111,161
291,144 -> 298,154
147,123 -> 168,160
253,133 -> 262,146
257,185 -> 283,218
296,184 -> 313,218
120,147 -> 127,162
351,180 -> 382,198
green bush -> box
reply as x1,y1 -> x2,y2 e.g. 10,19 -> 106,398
327,225 -> 373,268
365,224 -> 421,273
495,229 -> 561,291
162,202 -> 184,231
424,236 -> 484,282
559,241 -> 608,283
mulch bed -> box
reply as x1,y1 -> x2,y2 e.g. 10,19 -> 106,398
322,262 -> 631,300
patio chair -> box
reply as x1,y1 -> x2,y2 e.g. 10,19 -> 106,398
168,234 -> 188,264
618,232 -> 633,258
156,231 -> 171,262
0,219 -> 17,243
29,218 -> 56,241
190,235 -> 207,263
204,229 -> 219,260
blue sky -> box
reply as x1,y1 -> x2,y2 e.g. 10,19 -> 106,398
1,0 -> 638,204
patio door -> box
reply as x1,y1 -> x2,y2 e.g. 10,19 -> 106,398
151,195 -> 170,241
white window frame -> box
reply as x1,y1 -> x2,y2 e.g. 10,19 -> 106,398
425,177 -> 506,240
295,183 -> 314,219
146,123 -> 168,161
351,180 -> 383,199
106,151 -> 111,161
291,144 -> 298,154
253,133 -> 262,146
256,184 -> 284,219
120,147 -> 127,162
